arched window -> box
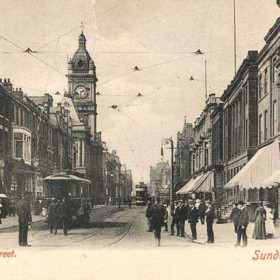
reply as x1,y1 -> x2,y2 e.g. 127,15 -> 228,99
78,59 -> 84,68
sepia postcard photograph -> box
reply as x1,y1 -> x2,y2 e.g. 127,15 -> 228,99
0,1 -> 280,279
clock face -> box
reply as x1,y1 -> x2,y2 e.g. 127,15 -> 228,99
74,85 -> 88,99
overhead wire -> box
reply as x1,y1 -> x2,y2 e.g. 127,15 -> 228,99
115,111 -> 144,181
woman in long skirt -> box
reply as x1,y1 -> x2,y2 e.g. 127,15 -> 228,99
252,202 -> 266,240
151,197 -> 165,246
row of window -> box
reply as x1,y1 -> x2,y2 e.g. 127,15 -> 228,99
258,100 -> 277,144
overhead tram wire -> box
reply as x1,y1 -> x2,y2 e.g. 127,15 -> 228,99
115,111 -> 144,182
36,0 -> 128,51
0,34 -> 66,77
98,53 -> 198,88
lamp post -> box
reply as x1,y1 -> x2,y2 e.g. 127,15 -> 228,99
161,137 -> 174,204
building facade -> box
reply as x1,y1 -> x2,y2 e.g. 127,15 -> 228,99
174,119 -> 194,192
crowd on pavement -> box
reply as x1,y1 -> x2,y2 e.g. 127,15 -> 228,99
145,198 -> 278,247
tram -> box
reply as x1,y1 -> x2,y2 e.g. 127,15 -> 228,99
43,174 -> 92,226
135,182 -> 148,206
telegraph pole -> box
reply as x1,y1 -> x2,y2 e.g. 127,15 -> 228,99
233,0 -> 237,75
205,60 -> 208,102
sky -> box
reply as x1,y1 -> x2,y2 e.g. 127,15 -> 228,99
0,0 -> 279,183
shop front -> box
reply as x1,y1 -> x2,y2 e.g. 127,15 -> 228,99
223,138 -> 280,222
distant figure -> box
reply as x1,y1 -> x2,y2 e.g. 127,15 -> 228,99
235,201 -> 249,247
264,205 -> 276,238
16,193 -> 32,246
205,200 -> 215,243
58,198 -> 70,236
230,202 -> 240,233
163,204 -> 168,232
145,201 -> 153,232
178,200 -> 188,237
48,198 -> 59,235
150,197 -> 165,246
199,200 -> 206,225
118,198 -> 121,209
252,202 -> 266,240
128,198 -> 132,209
188,200 -> 199,240
170,201 -> 180,236
0,199 -> 2,225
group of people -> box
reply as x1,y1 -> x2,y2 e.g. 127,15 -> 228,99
252,202 -> 276,240
15,192 -> 76,247
146,198 -> 215,246
230,200 -> 277,247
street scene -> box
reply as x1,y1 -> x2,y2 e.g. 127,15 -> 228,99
1,0 -> 280,280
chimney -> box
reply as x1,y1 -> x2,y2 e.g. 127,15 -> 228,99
2,78 -> 13,92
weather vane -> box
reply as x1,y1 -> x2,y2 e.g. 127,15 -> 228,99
81,21 -> 84,33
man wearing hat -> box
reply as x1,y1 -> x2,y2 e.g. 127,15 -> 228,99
205,200 -> 215,243
235,201 -> 249,247
16,192 -> 32,246
188,200 -> 199,240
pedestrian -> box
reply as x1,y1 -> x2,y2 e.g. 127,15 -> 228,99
48,198 -> 59,234
264,204 -> 276,238
170,201 -> 180,236
230,202 -> 240,233
16,192 -> 32,246
163,204 -> 168,232
150,197 -> 165,246
188,200 -> 199,240
178,200 -> 188,237
0,199 -> 2,225
252,202 -> 266,240
205,200 -> 215,243
235,201 -> 249,247
118,198 -> 121,208
145,201 -> 153,232
128,198 -> 132,209
199,200 -> 206,225
58,197 -> 70,236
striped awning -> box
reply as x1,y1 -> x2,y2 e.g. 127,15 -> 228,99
225,138 -> 280,190
176,173 -> 204,195
192,171 -> 214,193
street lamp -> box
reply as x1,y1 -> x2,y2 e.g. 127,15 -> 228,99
161,137 -> 174,204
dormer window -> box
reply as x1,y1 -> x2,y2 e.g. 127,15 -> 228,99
78,59 -> 84,68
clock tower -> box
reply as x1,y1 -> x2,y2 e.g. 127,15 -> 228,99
68,32 -> 98,139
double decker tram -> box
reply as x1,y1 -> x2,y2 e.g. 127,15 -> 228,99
43,174 -> 92,226
135,182 -> 148,206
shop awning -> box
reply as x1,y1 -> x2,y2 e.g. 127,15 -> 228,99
176,173 -> 204,195
192,170 -> 214,193
225,138 -> 280,190
43,174 -> 91,184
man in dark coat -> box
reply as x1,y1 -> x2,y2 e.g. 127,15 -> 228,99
150,197 -> 165,246
235,201 -> 249,247
145,201 -> 153,232
188,200 -> 199,240
48,198 -> 59,234
170,201 -> 180,236
205,200 -> 215,243
178,200 -> 189,237
230,202 -> 240,233
58,198 -> 70,236
16,193 -> 32,246
199,200 -> 206,225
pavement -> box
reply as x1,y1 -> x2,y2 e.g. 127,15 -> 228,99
1,206 -> 280,280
